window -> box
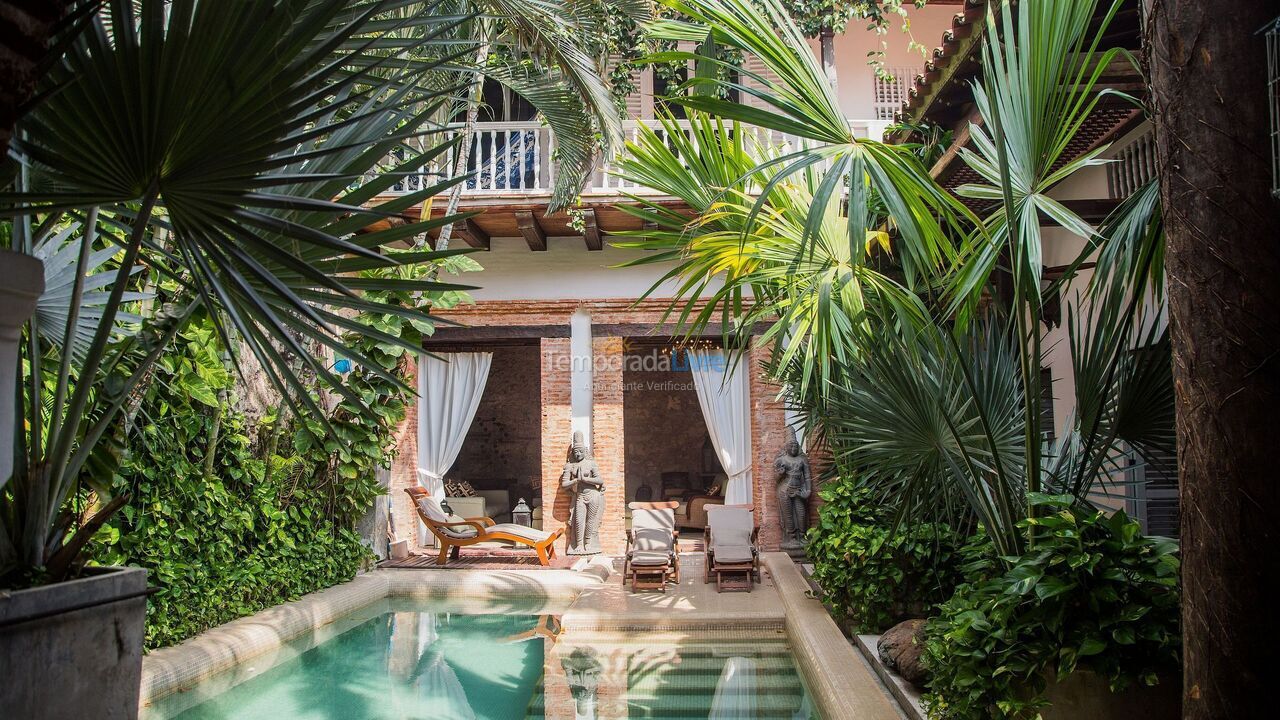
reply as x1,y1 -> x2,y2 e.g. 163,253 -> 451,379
1129,444 -> 1179,538
1039,368 -> 1056,444
1125,343 -> 1179,538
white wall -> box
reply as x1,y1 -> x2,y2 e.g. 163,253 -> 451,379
463,237 -> 709,302
822,7 -> 958,122
1042,124 -> 1159,442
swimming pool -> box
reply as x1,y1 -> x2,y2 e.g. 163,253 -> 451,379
142,597 -> 818,719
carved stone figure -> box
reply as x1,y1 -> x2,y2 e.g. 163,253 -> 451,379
561,431 -> 604,555
774,432 -> 812,552
561,647 -> 602,719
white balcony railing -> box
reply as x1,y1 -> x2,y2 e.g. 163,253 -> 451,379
1107,128 -> 1156,199
384,119 -> 889,197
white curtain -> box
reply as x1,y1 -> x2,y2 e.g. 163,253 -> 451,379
689,349 -> 753,505
709,656 -> 759,719
416,352 -> 492,544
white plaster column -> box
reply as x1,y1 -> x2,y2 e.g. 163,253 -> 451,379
784,402 -> 807,450
569,308 -> 594,442
0,251 -> 44,484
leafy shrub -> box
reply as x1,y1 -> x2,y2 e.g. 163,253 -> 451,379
922,496 -> 1181,719
91,318 -> 405,649
806,479 -> 965,632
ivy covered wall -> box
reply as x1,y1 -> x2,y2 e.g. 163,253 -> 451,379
88,315 -> 411,649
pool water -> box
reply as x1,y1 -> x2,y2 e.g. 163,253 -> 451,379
143,599 -> 817,719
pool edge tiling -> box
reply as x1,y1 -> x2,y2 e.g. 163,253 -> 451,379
141,554 -> 905,719
140,565 -> 606,704
764,553 -> 904,720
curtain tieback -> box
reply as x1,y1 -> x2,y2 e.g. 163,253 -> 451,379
417,469 -> 444,483
727,468 -> 751,481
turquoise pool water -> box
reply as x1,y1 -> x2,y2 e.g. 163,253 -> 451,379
143,598 -> 817,719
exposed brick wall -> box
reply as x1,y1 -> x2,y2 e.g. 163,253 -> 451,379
622,366 -> 712,500
389,356 -> 420,546
433,298 -> 710,328
540,338 -> 573,544
450,344 -> 542,506
590,336 -> 627,556
388,298 -> 792,557
749,343 -> 792,551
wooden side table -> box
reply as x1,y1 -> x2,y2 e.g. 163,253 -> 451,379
631,564 -> 669,592
714,562 -> 755,592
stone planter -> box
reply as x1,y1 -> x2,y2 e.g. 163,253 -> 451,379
1041,669 -> 1180,720
0,566 -> 148,720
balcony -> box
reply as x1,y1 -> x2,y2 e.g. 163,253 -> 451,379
383,118 -> 891,199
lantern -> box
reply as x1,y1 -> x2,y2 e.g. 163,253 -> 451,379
512,498 -> 533,527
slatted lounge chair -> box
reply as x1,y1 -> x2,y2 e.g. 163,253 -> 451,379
406,487 -> 564,566
624,500 -> 681,592
703,504 -> 760,592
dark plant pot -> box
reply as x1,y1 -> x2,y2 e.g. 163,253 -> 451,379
1040,669 -> 1180,720
0,566 -> 148,720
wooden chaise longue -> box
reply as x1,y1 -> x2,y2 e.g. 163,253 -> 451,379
406,486 -> 564,566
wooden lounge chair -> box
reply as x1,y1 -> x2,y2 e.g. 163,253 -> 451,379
406,487 -> 564,566
624,501 -> 681,592
703,504 -> 760,592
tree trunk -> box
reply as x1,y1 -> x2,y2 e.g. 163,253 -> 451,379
432,38 -> 491,252
1147,2 -> 1280,718
820,25 -> 838,93
0,1 -> 70,160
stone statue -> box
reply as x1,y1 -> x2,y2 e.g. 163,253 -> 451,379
561,431 -> 604,555
561,647 -> 602,719
774,431 -> 812,553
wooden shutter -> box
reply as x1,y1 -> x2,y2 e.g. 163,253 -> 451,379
741,54 -> 781,110
1039,367 -> 1056,444
610,54 -> 648,120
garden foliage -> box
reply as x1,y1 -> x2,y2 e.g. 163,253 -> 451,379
806,479 -> 964,633
88,315 -> 399,648
921,496 -> 1181,719
85,252 -> 477,649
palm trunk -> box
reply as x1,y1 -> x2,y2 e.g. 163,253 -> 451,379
820,26 -> 838,93
1147,2 -> 1280,718
0,1 -> 71,159
432,37 -> 491,252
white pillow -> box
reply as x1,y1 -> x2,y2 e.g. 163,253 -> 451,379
415,496 -> 450,523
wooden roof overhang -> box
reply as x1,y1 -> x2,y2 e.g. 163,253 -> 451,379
374,193 -> 693,252
889,0 -> 1146,207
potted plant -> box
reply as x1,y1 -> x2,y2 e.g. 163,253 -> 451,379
0,2 -> 476,716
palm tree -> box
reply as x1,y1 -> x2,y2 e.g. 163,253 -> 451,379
618,0 -> 1173,556
0,0 -> 604,585
621,0 -> 973,396
430,0 -> 649,250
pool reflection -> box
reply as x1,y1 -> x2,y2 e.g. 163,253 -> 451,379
144,604 -> 815,720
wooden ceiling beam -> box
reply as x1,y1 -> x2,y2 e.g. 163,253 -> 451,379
582,208 -> 602,251
515,210 -> 547,251
455,218 -> 490,251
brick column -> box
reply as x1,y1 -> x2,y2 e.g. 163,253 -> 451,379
591,336 -> 627,556
540,338 -> 574,547
389,356 -> 421,547
749,343 -> 789,551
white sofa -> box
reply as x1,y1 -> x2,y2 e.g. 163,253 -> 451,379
444,490 -> 512,523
